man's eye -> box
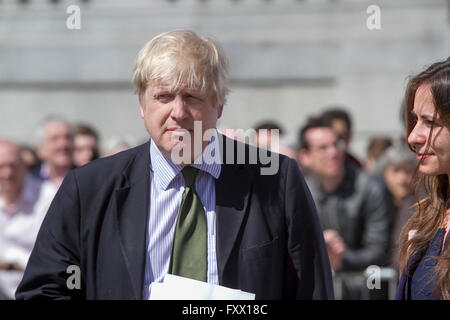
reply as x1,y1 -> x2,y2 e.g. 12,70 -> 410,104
184,94 -> 198,101
156,94 -> 172,101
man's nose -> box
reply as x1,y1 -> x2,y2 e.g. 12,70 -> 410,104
56,135 -> 73,149
170,96 -> 187,121
328,144 -> 341,157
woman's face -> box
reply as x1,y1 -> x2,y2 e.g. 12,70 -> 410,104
383,162 -> 415,204
407,84 -> 450,178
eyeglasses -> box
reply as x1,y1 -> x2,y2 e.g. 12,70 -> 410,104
309,139 -> 347,154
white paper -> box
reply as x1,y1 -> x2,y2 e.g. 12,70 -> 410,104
149,274 -> 255,300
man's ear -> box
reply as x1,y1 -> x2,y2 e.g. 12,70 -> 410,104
138,93 -> 145,118
217,105 -> 224,119
298,149 -> 311,168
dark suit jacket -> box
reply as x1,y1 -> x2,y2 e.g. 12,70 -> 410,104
16,136 -> 333,300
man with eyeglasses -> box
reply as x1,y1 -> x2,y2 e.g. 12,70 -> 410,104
298,116 -> 391,299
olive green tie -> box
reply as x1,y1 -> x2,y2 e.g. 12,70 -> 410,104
169,166 -> 207,281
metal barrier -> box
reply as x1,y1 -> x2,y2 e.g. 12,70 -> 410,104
332,266 -> 398,300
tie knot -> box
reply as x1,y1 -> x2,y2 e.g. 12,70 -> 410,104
181,166 -> 198,189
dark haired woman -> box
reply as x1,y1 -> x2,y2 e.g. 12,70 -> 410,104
396,57 -> 450,300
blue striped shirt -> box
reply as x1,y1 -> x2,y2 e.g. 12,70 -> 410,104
143,131 -> 222,300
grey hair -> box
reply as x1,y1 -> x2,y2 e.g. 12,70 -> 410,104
373,142 -> 417,176
35,114 -> 73,146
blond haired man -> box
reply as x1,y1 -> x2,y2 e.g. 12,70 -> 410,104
17,30 -> 333,300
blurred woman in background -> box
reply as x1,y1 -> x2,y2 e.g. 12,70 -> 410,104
373,143 -> 417,269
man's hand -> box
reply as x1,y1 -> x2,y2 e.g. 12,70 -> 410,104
323,229 -> 346,271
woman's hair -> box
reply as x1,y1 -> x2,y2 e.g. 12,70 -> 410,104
132,29 -> 229,108
399,57 -> 450,299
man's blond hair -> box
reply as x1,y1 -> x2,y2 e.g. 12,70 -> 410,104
132,30 -> 229,107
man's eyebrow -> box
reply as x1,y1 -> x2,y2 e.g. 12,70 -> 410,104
153,89 -> 173,95
154,87 -> 171,92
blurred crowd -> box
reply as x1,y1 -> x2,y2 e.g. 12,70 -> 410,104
0,115 -> 136,299
251,107 -> 418,299
0,107 -> 418,299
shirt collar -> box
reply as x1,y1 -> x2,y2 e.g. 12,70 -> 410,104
40,162 -> 50,180
149,129 -> 222,190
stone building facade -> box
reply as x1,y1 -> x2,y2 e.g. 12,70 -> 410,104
0,0 -> 449,158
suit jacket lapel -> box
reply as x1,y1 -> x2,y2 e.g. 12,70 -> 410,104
114,142 -> 150,299
113,136 -> 255,294
215,135 -> 255,284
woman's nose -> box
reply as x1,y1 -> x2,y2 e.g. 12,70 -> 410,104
407,123 -> 427,151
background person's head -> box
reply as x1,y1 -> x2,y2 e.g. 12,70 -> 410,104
0,140 -> 27,204
104,136 -> 136,157
374,144 -> 417,206
36,115 -> 74,171
132,30 -> 229,163
73,124 -> 100,167
19,145 -> 40,170
298,116 -> 346,180
364,136 -> 393,172
321,107 -> 353,149
254,121 -> 284,150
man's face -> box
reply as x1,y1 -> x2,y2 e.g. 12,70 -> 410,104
0,142 -> 26,196
39,122 -> 74,169
408,84 -> 450,178
73,134 -> 98,167
139,81 -> 223,163
301,127 -> 345,178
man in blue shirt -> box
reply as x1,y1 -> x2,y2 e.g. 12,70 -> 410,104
16,30 -> 333,300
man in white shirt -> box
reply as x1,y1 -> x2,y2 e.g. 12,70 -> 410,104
0,140 -> 56,299
33,116 -> 74,188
